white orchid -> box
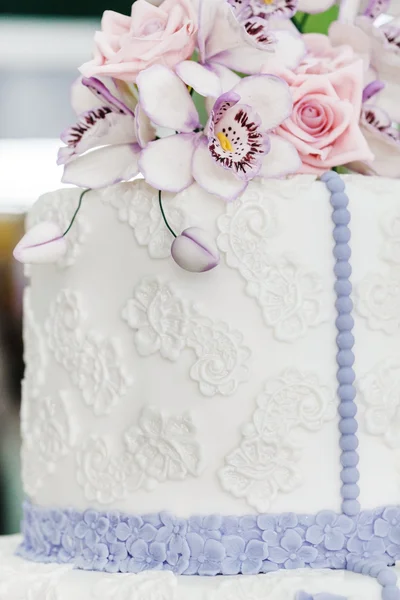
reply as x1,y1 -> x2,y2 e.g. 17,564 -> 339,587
137,65 -> 300,201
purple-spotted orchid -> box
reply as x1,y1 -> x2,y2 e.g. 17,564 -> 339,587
137,65 -> 300,201
176,0 -> 305,100
59,77 -> 155,189
332,0 -> 400,120
348,80 -> 400,177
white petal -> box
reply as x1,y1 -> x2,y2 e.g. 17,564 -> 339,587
192,137 -> 247,201
71,77 -> 104,115
176,61 -> 222,98
139,134 -> 196,193
259,135 -> 301,179
137,65 -> 200,133
263,30 -> 306,71
62,144 -> 140,189
298,0 -> 336,13
209,63 -> 241,93
231,75 -> 293,130
211,46 -> 274,75
135,104 -> 156,148
13,222 -> 67,265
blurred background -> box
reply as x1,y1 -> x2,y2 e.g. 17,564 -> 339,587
0,1 -> 339,535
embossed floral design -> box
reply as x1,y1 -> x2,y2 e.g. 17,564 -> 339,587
358,359 -> 400,449
125,539 -> 167,573
123,277 -> 251,397
124,407 -> 202,483
73,334 -> 132,416
221,516 -> 261,541
21,392 -> 75,498
219,370 -> 335,511
45,290 -> 84,371
46,289 -> 132,416
306,511 -> 354,551
123,278 -> 191,361
311,548 -> 347,570
189,515 -> 223,541
187,319 -> 250,397
381,209 -> 400,265
76,438 -> 144,505
27,189 -> 88,268
221,537 -> 268,575
184,534 -> 226,575
268,530 -> 318,569
92,571 -> 177,600
22,288 -> 47,397
58,531 -> 83,564
217,188 -> 326,342
76,542 -> 110,571
102,180 -> 188,259
77,407 -> 202,504
356,267 -> 400,335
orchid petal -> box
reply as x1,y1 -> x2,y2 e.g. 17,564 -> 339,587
231,75 -> 293,130
58,110 -> 138,165
297,0 -> 336,13
176,61 -> 222,98
82,77 -> 135,116
192,137 -> 247,201
62,144 -> 140,188
205,64 -> 241,113
71,77 -> 104,115
259,134 -> 301,178
135,104 -> 156,148
137,65 -> 200,132
265,30 -> 307,71
13,222 -> 67,265
139,134 -> 196,193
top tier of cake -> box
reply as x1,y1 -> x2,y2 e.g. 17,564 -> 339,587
21,174 -> 400,519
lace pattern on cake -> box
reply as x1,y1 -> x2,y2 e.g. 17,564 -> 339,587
101,180 -> 188,259
45,289 -> 132,416
76,406 -> 203,504
356,207 -> 400,334
217,187 -> 326,342
358,359 -> 400,449
26,189 -> 88,268
22,288 -> 47,396
219,370 -> 336,511
21,391 -> 76,497
122,277 -> 251,397
93,571 -> 177,600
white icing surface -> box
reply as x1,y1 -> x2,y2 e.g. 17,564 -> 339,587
22,175 -> 400,517
0,535 -> 389,599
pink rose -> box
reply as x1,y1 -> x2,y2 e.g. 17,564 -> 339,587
297,33 -> 359,75
80,0 -> 197,82
276,62 -> 374,174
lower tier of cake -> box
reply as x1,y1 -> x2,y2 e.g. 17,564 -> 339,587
1,535 -> 398,600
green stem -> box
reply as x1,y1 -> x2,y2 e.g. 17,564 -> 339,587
158,189 -> 177,238
63,188 -> 90,237
299,12 -> 310,33
290,16 -> 301,32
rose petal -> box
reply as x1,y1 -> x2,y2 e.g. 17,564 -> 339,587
176,61 -> 222,98
139,134 -> 196,192
192,137 -> 247,201
62,143 -> 140,188
231,75 -> 293,130
137,65 -> 200,132
13,222 -> 67,265
259,134 -> 301,178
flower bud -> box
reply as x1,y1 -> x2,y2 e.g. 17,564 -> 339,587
171,227 -> 220,273
13,222 -> 67,264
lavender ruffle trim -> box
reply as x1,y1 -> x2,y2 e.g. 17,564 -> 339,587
17,501 -> 400,576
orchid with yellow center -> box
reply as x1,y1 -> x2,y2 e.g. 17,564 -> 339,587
59,77 -> 155,189
137,65 -> 300,201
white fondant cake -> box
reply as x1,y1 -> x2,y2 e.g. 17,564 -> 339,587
21,176 -> 400,516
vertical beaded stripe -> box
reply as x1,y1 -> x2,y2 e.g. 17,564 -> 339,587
321,172 -> 400,600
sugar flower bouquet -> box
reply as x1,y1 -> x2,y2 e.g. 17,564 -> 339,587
14,0 -> 400,270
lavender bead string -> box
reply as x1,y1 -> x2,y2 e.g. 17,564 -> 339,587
322,172 -> 400,600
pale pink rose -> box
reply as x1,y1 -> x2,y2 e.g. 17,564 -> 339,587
276,62 -> 374,173
297,34 -> 359,75
80,0 -> 197,82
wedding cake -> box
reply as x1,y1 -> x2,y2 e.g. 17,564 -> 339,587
4,0 -> 400,599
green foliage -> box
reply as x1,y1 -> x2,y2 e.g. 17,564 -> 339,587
294,4 -> 340,34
